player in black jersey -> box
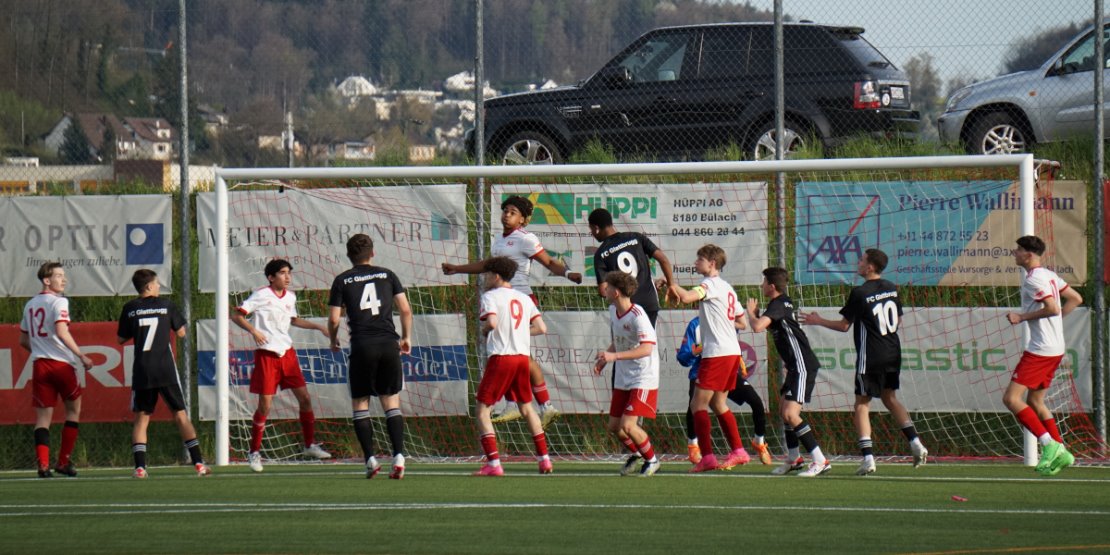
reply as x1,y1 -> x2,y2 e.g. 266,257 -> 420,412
116,269 -> 209,478
803,249 -> 928,475
746,267 -> 830,477
587,208 -> 676,328
328,233 -> 413,479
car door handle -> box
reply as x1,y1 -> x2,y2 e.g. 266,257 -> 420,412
740,89 -> 765,99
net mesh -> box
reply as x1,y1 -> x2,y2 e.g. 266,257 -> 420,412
209,162 -> 1107,465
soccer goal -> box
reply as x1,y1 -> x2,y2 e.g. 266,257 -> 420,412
203,154 -> 1105,467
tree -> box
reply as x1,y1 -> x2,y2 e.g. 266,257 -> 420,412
1002,22 -> 1084,75
101,125 -> 116,162
60,117 -> 94,164
904,52 -> 943,140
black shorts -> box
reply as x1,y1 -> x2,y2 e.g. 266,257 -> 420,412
780,365 -> 818,405
132,384 -> 187,414
349,337 -> 403,398
855,361 -> 901,398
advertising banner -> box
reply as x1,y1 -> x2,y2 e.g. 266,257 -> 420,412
0,196 -> 173,296
196,315 -> 469,419
491,183 -> 768,286
795,180 -> 1086,286
799,307 -> 1090,412
0,322 -> 176,423
196,185 -> 469,292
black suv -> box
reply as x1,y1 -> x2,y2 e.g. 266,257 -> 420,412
472,22 -> 919,163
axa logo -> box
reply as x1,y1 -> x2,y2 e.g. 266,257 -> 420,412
807,195 -> 878,266
126,223 -> 164,265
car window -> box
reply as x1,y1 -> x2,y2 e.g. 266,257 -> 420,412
1058,26 -> 1110,73
616,32 -> 693,83
698,28 -> 753,79
746,26 -> 859,77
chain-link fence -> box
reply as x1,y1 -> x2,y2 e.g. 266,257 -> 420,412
0,1 -> 1107,468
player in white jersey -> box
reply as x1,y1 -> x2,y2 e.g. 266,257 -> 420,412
20,262 -> 94,478
442,195 -> 581,427
231,259 -> 332,472
473,257 -> 552,476
1002,236 -> 1083,476
593,271 -> 661,477
667,244 -> 751,472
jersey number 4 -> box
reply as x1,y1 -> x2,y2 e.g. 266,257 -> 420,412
360,284 -> 382,315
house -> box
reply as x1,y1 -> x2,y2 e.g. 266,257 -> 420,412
123,117 -> 175,160
43,113 -> 175,161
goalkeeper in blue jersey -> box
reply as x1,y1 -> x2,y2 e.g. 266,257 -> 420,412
677,316 -> 772,466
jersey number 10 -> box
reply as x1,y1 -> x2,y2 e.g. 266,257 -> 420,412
871,300 -> 899,336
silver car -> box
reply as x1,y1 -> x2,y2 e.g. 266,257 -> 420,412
938,21 -> 1108,154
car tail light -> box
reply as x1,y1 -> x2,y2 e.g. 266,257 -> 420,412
853,81 -> 881,109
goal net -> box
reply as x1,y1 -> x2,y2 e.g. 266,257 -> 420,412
199,155 -> 1106,466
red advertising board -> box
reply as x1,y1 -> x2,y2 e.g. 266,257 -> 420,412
1,322 -> 174,424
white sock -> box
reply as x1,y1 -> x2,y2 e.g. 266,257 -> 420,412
787,447 -> 801,460
810,447 -> 827,466
393,453 -> 405,467
536,454 -> 550,462
366,456 -> 379,468
1038,434 -> 1053,446
910,437 -> 924,449
488,459 -> 501,467
687,438 -> 698,446
864,454 -> 875,464
754,436 -> 765,446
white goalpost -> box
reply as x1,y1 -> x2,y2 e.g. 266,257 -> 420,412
204,154 -> 1104,468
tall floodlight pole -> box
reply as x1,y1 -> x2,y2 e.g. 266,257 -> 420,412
1093,0 -> 1106,445
773,0 -> 785,268
178,0 -> 194,443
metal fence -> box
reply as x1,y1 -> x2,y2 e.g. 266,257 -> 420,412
0,0 -> 1106,449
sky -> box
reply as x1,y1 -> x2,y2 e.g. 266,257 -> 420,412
745,0 -> 1104,88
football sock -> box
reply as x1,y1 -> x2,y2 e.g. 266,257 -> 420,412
1042,418 -> 1063,443
685,408 -> 696,443
34,427 -> 50,469
694,410 -> 714,457
784,428 -> 800,460
352,410 -> 375,460
299,410 -> 316,447
250,412 -> 266,453
532,432 -> 549,457
636,438 -> 656,461
795,421 -> 825,464
754,435 -> 765,445
480,432 -> 500,462
858,436 -> 874,458
900,421 -> 920,442
1015,407 -> 1049,438
58,421 -> 79,466
385,408 -> 405,456
532,382 -> 550,406
621,436 -> 638,454
716,410 -> 744,450
184,438 -> 203,465
133,443 -> 147,469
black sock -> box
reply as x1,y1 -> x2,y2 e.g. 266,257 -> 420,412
132,443 -> 147,468
685,381 -> 696,441
385,408 -> 405,457
353,410 -> 375,460
184,438 -> 203,465
858,437 -> 873,457
34,427 -> 49,447
794,421 -> 820,453
901,424 -> 919,442
784,428 -> 799,450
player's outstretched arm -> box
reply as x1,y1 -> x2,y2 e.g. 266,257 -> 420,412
746,298 -> 772,333
533,251 -> 582,284
231,311 -> 267,345
291,317 -> 329,340
442,261 -> 487,275
1008,295 -> 1062,324
669,284 -> 704,305
801,311 -> 850,332
652,249 -> 677,294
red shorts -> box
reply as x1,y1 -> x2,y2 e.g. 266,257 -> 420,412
1012,351 -> 1065,390
250,349 -> 307,395
32,358 -> 82,408
609,388 -> 658,418
477,355 -> 532,407
696,355 -> 741,392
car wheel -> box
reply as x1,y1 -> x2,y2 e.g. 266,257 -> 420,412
499,131 -> 563,165
749,121 -> 807,161
966,112 -> 1029,155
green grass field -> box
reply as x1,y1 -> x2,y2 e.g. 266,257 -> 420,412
3,460 -> 1109,555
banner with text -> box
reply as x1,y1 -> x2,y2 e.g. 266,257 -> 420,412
492,183 -> 768,286
196,185 -> 469,292
196,315 -> 469,420
800,307 -> 1090,412
0,196 -> 173,296
795,180 -> 1086,286
0,322 -> 176,423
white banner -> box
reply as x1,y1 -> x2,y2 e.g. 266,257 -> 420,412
491,183 -> 768,286
535,310 -> 769,414
196,185 -> 470,292
196,314 -> 470,420
799,307 -> 1091,412
0,195 -> 172,296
